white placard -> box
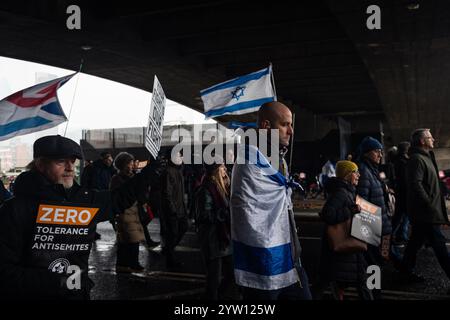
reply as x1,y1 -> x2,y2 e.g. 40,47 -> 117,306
351,196 -> 382,246
145,75 -> 166,159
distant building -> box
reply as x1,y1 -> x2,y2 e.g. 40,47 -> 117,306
0,145 -> 14,172
14,142 -> 31,167
0,138 -> 32,173
81,123 -> 237,161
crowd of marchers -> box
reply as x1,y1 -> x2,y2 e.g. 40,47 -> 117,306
0,102 -> 449,300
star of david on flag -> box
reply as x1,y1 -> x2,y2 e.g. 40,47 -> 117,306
200,65 -> 276,118
231,86 -> 246,101
0,73 -> 76,141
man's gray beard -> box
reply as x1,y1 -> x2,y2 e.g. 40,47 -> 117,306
60,179 -> 74,189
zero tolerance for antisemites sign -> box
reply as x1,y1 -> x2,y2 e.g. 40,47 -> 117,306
145,75 -> 166,159
351,195 -> 382,246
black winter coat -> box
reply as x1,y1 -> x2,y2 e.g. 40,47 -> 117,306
195,180 -> 232,260
407,147 -> 449,225
0,165 -> 159,300
356,159 -> 392,235
161,162 -> 186,218
394,154 -> 409,215
80,159 -> 115,190
319,178 -> 368,284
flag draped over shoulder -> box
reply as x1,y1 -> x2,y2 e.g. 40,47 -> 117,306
230,144 -> 298,290
0,73 -> 76,141
200,66 -> 275,118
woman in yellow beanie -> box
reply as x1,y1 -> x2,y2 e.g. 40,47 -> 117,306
335,160 -> 359,182
316,160 -> 373,300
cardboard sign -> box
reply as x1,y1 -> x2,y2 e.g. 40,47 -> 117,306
145,75 -> 166,159
351,196 -> 382,246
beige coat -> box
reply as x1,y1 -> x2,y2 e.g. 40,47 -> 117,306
115,201 -> 145,244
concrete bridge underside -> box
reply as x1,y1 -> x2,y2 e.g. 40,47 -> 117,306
0,0 -> 449,161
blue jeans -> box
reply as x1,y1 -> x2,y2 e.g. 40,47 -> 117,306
242,267 -> 312,300
401,224 -> 450,279
392,213 -> 410,242
391,212 -> 410,262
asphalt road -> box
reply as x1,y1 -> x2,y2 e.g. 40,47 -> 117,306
88,215 -> 450,300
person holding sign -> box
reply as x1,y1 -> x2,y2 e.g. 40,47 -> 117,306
355,137 -> 392,297
317,160 -> 372,300
0,135 -> 165,299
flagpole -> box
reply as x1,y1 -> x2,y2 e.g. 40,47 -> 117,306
289,112 -> 296,172
269,62 -> 277,101
63,59 -> 83,137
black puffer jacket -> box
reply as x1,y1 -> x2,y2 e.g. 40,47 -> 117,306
356,158 -> 392,235
319,178 -> 368,284
0,163 -> 160,300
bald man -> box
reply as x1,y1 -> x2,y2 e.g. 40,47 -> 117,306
230,101 -> 312,300
256,101 -> 294,148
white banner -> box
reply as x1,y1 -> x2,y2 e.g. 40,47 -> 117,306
145,75 -> 166,159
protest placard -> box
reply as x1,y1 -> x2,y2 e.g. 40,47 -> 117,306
145,75 -> 166,159
351,195 -> 382,246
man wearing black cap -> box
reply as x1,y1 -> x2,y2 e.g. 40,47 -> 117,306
0,135 -> 164,299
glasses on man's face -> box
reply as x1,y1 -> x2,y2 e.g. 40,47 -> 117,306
351,170 -> 359,174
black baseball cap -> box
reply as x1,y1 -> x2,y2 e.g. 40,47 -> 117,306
33,135 -> 83,160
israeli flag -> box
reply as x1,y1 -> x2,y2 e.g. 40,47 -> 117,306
227,121 -> 257,129
230,144 -> 298,290
200,66 -> 276,118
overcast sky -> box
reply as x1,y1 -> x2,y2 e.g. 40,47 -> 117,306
0,56 -> 215,146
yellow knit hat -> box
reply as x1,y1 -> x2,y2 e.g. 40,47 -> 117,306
336,160 -> 358,179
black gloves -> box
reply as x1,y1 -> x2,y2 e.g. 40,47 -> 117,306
350,204 -> 361,214
141,154 -> 167,180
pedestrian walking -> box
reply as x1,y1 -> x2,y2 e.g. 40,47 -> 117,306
110,152 -> 146,273
356,136 -> 392,299
317,160 -> 372,300
160,149 -> 188,268
399,129 -> 450,290
230,101 -> 312,300
193,158 -> 237,299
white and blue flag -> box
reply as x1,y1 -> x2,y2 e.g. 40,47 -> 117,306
0,73 -> 75,141
200,66 -> 276,118
230,144 -> 299,290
